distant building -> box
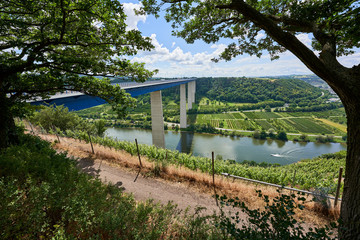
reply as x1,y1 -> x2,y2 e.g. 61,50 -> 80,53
326,97 -> 341,103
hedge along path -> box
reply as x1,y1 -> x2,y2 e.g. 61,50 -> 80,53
33,131 -> 339,226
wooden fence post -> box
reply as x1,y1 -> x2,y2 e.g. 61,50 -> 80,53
134,139 -> 142,182
87,132 -> 95,154
212,151 -> 218,206
212,152 -> 215,186
135,139 -> 142,168
334,167 -> 343,207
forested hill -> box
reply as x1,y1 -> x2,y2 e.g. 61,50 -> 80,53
161,77 -> 324,104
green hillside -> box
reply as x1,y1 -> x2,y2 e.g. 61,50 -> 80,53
160,77 -> 327,105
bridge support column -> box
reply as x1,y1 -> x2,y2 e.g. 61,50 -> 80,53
188,81 -> 195,108
187,82 -> 192,110
150,90 -> 165,148
192,81 -> 196,105
180,84 -> 187,129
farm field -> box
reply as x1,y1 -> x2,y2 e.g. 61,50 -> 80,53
316,118 -> 347,133
282,118 -> 333,134
191,108 -> 347,136
243,111 -> 282,119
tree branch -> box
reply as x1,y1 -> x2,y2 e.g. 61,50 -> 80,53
217,0 -> 343,85
265,15 -> 313,33
59,0 -> 66,42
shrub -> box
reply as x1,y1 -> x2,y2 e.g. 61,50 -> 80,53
218,190 -> 337,239
0,133 -> 222,239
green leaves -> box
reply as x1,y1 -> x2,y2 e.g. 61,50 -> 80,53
218,190 -> 337,239
141,0 -> 359,60
1,0 -> 156,119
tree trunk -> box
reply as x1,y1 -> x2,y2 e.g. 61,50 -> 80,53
0,92 -> 19,149
339,92 -> 360,239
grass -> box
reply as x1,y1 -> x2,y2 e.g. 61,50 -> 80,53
316,118 -> 347,133
3,133 -> 223,239
198,97 -> 226,107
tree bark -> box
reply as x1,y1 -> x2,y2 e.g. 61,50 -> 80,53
339,92 -> 360,239
0,91 -> 19,149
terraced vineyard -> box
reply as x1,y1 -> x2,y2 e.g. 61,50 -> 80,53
216,113 -> 236,120
210,119 -> 220,127
243,112 -> 282,119
268,119 -> 298,132
232,112 -> 245,119
191,108 -> 346,136
255,119 -> 275,130
283,118 -> 333,134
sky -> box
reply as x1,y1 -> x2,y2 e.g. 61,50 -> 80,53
123,1 -> 360,78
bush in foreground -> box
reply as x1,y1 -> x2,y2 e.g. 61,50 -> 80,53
218,190 -> 337,239
0,133 -> 221,239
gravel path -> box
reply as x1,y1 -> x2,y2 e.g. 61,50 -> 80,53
76,156 -> 232,216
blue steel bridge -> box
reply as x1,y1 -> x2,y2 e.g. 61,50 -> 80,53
31,78 -> 197,148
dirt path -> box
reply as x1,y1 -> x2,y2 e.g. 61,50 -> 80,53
38,133 -> 243,217
76,156 -> 225,215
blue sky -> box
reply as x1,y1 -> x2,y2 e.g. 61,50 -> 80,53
123,1 -> 360,78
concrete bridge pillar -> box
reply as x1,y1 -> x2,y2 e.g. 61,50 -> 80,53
180,84 -> 187,129
187,82 -> 193,110
188,81 -> 196,108
150,90 -> 165,148
192,81 -> 196,105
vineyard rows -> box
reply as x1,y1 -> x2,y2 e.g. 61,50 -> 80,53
59,129 -> 345,196
283,118 -> 333,134
243,112 -> 282,119
254,120 -> 274,130
193,110 -> 345,135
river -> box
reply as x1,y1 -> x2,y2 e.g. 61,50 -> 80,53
105,127 -> 346,165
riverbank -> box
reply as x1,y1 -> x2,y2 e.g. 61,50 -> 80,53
102,120 -> 346,144
105,126 -> 346,165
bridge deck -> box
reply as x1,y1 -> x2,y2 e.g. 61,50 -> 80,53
30,78 -> 196,111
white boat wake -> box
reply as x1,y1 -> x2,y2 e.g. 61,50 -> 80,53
271,153 -> 284,157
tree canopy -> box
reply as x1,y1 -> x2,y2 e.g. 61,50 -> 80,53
142,0 -> 359,61
0,0 -> 156,147
141,0 -> 360,239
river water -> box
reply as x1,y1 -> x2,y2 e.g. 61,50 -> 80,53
105,127 -> 346,165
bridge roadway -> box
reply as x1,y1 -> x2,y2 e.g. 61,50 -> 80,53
31,78 -> 195,111
31,78 -> 197,148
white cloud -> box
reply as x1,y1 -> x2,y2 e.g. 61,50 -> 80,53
132,34 -> 227,67
171,42 -> 176,48
123,3 -> 146,30
255,32 -> 266,41
338,52 -> 360,68
130,34 -> 315,78
296,33 -> 312,48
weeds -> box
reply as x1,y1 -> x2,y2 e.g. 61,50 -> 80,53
217,190 -> 338,239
